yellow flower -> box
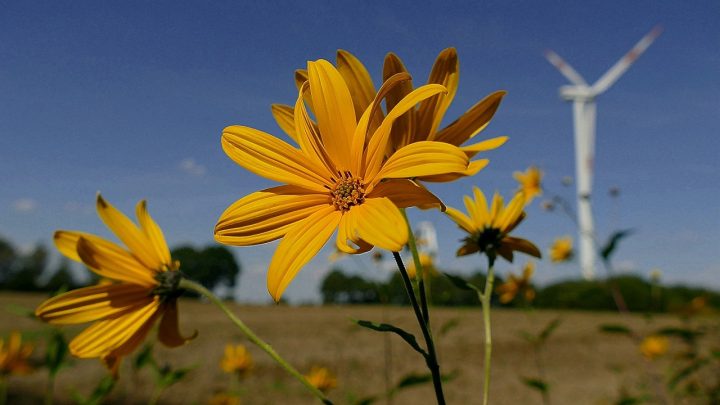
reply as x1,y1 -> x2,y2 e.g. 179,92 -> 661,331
640,335 -> 668,360
272,48 -> 508,183
406,252 -> 436,279
221,344 -> 253,375
304,366 -> 337,393
208,393 -> 241,405
549,236 -> 573,263
496,262 -> 536,304
0,331 -> 33,375
445,187 -> 541,262
215,60 -> 470,301
35,195 -> 194,373
513,166 -> 543,202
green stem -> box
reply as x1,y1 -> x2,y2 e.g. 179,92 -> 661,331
479,255 -> 496,405
45,372 -> 55,405
392,252 -> 445,405
179,279 -> 332,405
147,386 -> 163,405
401,209 -> 430,324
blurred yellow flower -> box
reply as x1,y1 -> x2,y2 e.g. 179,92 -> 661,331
549,236 -> 573,263
0,331 -> 33,375
445,187 -> 541,262
215,59 -> 470,301
496,262 -> 536,304
35,195 -> 194,374
406,252 -> 436,279
304,366 -> 337,393
640,335 -> 668,360
273,49 -> 508,183
221,344 -> 253,375
208,393 -> 241,405
513,166 -> 543,202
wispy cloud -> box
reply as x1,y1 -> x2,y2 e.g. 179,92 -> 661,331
179,158 -> 206,177
13,198 -> 38,213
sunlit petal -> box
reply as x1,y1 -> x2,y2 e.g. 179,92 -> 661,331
372,141 -> 468,183
76,237 -> 157,286
136,200 -> 172,268
368,179 -> 443,210
460,136 -> 509,158
417,48 -> 459,141
445,207 -> 475,234
434,91 -> 506,146
337,49 -> 376,119
345,197 -> 407,252
271,104 -> 298,143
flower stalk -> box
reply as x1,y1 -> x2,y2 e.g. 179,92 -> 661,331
479,254 -> 496,405
178,279 -> 332,405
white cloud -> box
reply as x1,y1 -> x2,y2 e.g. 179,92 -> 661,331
13,198 -> 38,213
179,158 -> 206,176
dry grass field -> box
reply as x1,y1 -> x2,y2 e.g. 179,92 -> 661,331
2,292 -> 716,405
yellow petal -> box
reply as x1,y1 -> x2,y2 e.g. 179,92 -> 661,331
371,141 -> 468,183
76,237 -> 157,286
417,48 -> 459,141
294,82 -> 337,174
96,195 -> 162,271
383,52 -> 416,153
70,298 -> 160,358
222,126 -> 331,192
336,50 -> 376,119
307,60 -> 357,170
136,200 -> 171,268
35,283 -> 153,325
463,194 -> 482,228
498,193 -> 526,232
335,214 -> 373,254
368,179 -> 444,211
365,84 -> 448,181
503,236 -> 542,259
472,187 -> 490,227
271,104 -> 298,143
54,230 -> 129,264
417,158 -> 489,183
157,300 -> 196,348
489,192 -> 504,228
215,185 -> 329,246
461,136 -> 509,159
345,197 -> 407,252
267,206 -> 341,302
434,91 -> 506,146
294,69 -> 314,111
445,207 -> 475,234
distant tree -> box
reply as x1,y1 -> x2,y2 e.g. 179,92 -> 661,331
320,268 -> 379,304
44,258 -> 79,293
171,245 -> 241,298
0,236 -> 18,286
5,244 -> 48,291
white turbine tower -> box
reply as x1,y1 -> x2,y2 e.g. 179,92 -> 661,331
545,26 -> 662,280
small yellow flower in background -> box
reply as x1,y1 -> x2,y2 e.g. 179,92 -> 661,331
513,166 -> 543,202
208,393 -> 241,405
221,344 -> 253,376
216,59 -> 471,301
35,195 -> 195,374
496,262 -> 536,304
549,236 -> 574,263
406,252 -> 437,280
640,335 -> 669,360
649,268 -> 662,283
0,331 -> 33,375
304,366 -> 337,393
445,187 -> 541,262
273,48 -> 509,183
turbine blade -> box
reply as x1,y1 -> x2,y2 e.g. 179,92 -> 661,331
544,49 -> 588,86
591,25 -> 663,94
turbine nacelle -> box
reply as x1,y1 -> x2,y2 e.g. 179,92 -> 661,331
559,85 -> 596,102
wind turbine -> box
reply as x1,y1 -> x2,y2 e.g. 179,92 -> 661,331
545,26 -> 662,280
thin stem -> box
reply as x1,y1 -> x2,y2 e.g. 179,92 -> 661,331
179,279 -> 333,405
392,252 -> 445,405
147,386 -> 163,405
44,372 -> 55,405
479,254 -> 496,405
401,209 -> 430,324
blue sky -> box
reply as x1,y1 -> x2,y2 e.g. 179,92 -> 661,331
1,1 -> 718,303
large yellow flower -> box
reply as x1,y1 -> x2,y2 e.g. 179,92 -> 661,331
35,195 -> 194,372
272,48 -> 508,182
0,331 -> 33,375
496,262 -> 536,304
445,187 -> 541,262
215,60 -> 469,301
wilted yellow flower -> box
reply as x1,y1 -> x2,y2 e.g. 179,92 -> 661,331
305,366 -> 337,393
549,236 -> 573,263
221,344 -> 253,375
208,393 -> 241,405
272,49 -> 508,183
0,331 -> 33,375
496,262 -> 536,304
215,60 -> 470,301
35,195 -> 194,373
640,335 -> 668,360
513,166 -> 543,202
406,252 -> 436,279
446,187 -> 541,262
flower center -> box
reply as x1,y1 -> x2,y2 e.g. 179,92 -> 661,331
472,226 -> 503,253
329,172 -> 366,212
153,269 -> 184,301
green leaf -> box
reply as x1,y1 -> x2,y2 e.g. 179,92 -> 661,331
600,230 -> 633,261
521,377 -> 548,393
133,343 -> 155,371
599,324 -> 633,335
45,329 -> 68,376
354,319 -> 428,357
159,367 -> 192,388
655,327 -> 702,342
354,397 -> 377,405
395,371 -> 458,390
669,357 -> 711,389
438,318 -> 460,338
538,318 -> 562,343
443,273 -> 481,293
3,303 -> 35,319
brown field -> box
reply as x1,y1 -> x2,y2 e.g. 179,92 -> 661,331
2,292 -> 716,405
